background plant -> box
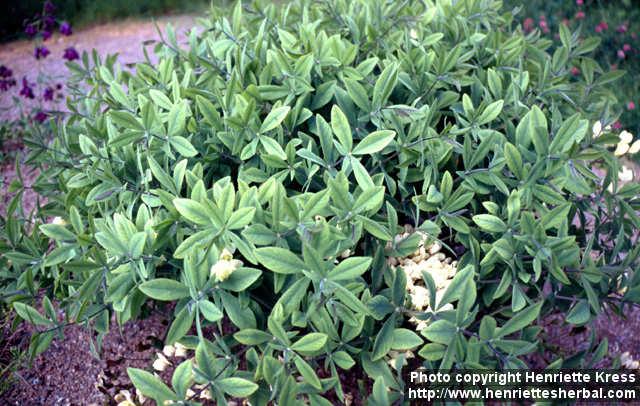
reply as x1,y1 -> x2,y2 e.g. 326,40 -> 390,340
2,0 -> 640,404
504,0 -> 640,136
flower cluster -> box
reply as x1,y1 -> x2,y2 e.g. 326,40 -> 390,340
386,225 -> 458,331
0,66 -> 16,91
1,1 -> 81,124
210,248 -> 243,282
614,130 -> 640,156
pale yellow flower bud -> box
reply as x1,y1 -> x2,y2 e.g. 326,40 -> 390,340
51,216 -> 66,226
619,166 -> 634,183
629,139 -> 640,154
620,130 -> 633,144
162,344 -> 175,357
152,353 -> 171,371
592,121 -> 602,138
174,342 -> 188,357
614,142 -> 630,156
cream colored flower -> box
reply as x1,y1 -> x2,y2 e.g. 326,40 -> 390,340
152,353 -> 172,371
592,121 -> 602,138
629,139 -> 640,154
210,248 -> 243,282
162,344 -> 175,357
620,130 -> 633,144
51,216 -> 66,225
115,390 -> 137,406
174,342 -> 188,357
619,166 -> 634,183
409,29 -> 418,40
615,142 -> 630,156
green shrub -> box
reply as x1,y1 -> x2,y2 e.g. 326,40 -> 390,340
3,0 -> 640,403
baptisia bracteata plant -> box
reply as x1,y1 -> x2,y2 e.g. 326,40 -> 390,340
2,0 -> 640,404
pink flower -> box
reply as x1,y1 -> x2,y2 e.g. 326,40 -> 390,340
623,44 -> 631,52
617,24 -> 628,33
539,19 -> 549,33
576,0 -> 583,4
595,21 -> 609,33
628,101 -> 636,111
613,121 -> 623,130
571,67 -> 580,76
618,50 -> 626,59
523,18 -> 535,32
575,11 -> 586,20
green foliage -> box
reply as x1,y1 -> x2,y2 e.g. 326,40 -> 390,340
2,0 -> 640,403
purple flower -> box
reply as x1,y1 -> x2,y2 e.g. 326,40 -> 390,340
60,21 -> 72,36
63,47 -> 79,61
0,78 -> 16,92
25,24 -> 37,37
19,77 -> 35,99
42,30 -> 52,41
43,15 -> 55,31
34,111 -> 49,123
0,65 -> 12,78
34,46 -> 50,59
43,87 -> 55,101
44,1 -> 56,14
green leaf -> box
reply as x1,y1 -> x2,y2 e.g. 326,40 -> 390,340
503,142 -> 523,179
227,207 -> 256,230
352,130 -> 395,155
372,315 -> 396,360
199,300 -> 223,322
39,224 -> 76,241
173,198 -> 211,226
423,319 -> 456,344
139,278 -> 190,301
291,332 -> 328,353
477,100 -> 503,124
294,356 -> 322,390
127,368 -> 176,403
497,301 -> 543,338
169,136 -> 197,157
218,267 -> 261,291
328,257 -> 372,281
549,114 -> 588,153
166,305 -> 194,344
255,247 -> 305,274
392,328 -> 423,350
260,106 -> 291,133
472,214 -> 507,233
216,377 -> 259,398
167,101 -> 188,137
332,351 -> 355,370
234,329 -> 272,345
14,302 -> 50,325
260,136 -> 288,160
566,300 -> 590,325
331,105 -> 352,152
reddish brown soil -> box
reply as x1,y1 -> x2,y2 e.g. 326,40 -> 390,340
1,309 -> 171,405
